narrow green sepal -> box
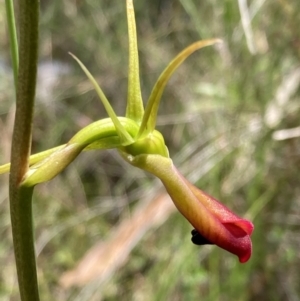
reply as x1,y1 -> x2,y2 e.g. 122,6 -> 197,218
125,0 -> 144,123
70,53 -> 134,146
138,39 -> 222,138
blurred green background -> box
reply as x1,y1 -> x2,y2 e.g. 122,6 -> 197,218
1,0 -> 300,300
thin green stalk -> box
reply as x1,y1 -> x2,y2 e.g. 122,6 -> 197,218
9,0 -> 40,300
5,0 -> 19,88
9,186 -> 38,299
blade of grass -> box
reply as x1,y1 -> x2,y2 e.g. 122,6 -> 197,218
5,0 -> 19,88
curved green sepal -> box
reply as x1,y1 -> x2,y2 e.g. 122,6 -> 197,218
138,39 -> 222,138
70,53 -> 134,146
69,117 -> 139,146
126,0 -> 144,123
20,117 -> 140,186
0,117 -> 140,177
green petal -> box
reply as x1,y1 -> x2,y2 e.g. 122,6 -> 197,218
70,53 -> 134,146
138,39 -> 222,138
125,0 -> 144,123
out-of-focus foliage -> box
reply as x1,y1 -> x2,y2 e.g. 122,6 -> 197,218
1,0 -> 300,300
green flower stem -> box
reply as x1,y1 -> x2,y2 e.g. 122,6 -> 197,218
5,0 -> 19,88
9,0 -> 40,300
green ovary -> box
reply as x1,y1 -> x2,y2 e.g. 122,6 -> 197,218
123,130 -> 169,158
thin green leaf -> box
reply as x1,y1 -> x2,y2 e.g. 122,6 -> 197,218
69,53 -> 134,145
125,0 -> 144,123
5,0 -> 19,89
138,39 -> 222,138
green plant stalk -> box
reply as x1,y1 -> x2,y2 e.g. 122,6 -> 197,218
5,0 -> 19,88
9,186 -> 38,299
9,0 -> 40,300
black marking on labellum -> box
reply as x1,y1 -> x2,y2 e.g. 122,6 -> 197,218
191,229 -> 214,245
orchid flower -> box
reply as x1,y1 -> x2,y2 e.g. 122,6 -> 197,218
120,153 -> 254,263
0,0 -> 253,262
